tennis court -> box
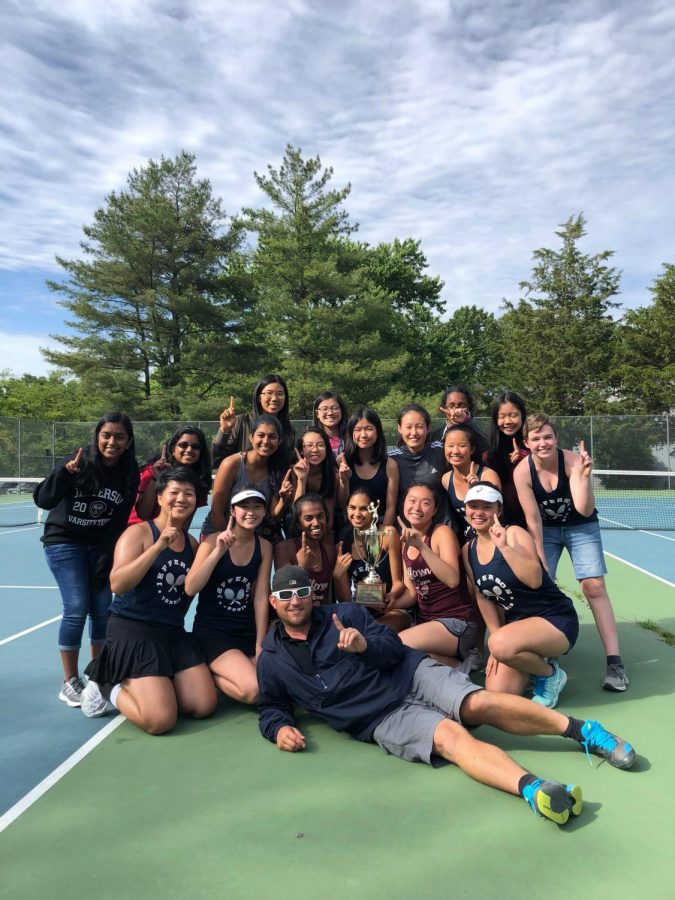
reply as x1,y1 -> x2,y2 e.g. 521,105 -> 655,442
1,508 -> 673,899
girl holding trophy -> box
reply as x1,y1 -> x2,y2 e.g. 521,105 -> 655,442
333,489 -> 411,633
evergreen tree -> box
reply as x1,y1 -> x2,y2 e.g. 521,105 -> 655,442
499,214 -> 620,414
44,152 -> 253,416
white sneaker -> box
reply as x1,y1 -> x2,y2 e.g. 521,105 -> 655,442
81,680 -> 115,718
59,676 -> 86,707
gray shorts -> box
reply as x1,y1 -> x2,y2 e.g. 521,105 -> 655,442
372,658 -> 482,765
435,617 -> 477,660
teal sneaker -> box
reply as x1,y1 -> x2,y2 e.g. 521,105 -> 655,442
580,720 -> 636,769
522,779 -> 583,825
531,660 -> 567,708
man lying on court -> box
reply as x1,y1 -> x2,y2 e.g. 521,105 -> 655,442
257,566 -> 636,826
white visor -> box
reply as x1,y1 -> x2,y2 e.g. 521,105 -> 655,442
231,489 -> 266,506
465,484 -> 503,504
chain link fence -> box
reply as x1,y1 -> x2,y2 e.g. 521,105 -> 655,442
1,414 -> 672,477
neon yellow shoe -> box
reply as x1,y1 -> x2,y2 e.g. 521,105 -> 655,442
522,779 -> 583,825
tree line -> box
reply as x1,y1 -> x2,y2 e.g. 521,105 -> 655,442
1,146 -> 673,421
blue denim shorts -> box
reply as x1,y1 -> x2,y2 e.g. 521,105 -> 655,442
543,520 -> 607,581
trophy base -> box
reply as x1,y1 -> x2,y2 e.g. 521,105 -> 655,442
356,580 -> 386,608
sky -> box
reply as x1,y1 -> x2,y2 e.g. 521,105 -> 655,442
1,0 -> 674,376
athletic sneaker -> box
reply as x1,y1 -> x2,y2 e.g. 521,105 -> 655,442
81,680 -> 115,718
580,720 -> 636,769
58,676 -> 86,707
603,663 -> 629,692
531,661 -> 567,708
522,779 -> 583,825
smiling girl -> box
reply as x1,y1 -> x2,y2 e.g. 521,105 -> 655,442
394,483 -> 476,665
274,494 -> 337,606
441,425 -> 501,542
312,391 -> 349,457
186,488 -> 273,704
463,482 -> 579,708
292,426 -> 339,528
339,406 -> 399,526
34,413 -> 139,708
389,403 -> 447,522
484,392 -> 529,527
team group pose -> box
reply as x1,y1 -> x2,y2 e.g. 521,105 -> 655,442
33,375 -> 636,826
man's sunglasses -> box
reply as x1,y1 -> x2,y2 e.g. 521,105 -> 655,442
271,586 -> 312,601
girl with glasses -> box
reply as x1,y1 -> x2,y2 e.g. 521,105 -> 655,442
212,373 -> 295,468
292,426 -> 340,529
430,384 -> 489,461
312,391 -> 349,457
130,427 -> 211,526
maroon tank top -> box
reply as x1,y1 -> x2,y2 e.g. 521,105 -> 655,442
292,537 -> 333,606
402,526 -> 472,623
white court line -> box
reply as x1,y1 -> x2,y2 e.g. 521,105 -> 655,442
0,715 -> 126,833
0,615 -> 62,646
0,526 -> 41,536
604,551 -> 675,589
0,585 -> 58,590
599,515 -> 675,542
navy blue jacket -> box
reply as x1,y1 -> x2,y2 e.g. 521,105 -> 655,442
257,603 -> 426,744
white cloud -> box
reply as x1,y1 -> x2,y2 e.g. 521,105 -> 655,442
0,332 -> 56,377
1,0 -> 674,323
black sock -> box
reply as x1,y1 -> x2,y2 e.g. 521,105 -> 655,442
518,774 -> 538,796
607,655 -> 623,667
562,716 -> 585,743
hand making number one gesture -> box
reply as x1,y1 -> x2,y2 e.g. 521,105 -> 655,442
574,439 -> 593,479
152,445 -> 171,479
332,613 -> 367,653
65,447 -> 84,475
397,516 -> 423,550
160,510 -> 180,547
509,438 -> 521,464
219,396 -> 237,433
465,461 -> 478,485
216,515 -> 237,553
488,513 -> 507,550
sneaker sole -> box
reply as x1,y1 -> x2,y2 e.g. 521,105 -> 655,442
58,691 -> 82,708
535,784 -> 583,825
602,681 -> 629,692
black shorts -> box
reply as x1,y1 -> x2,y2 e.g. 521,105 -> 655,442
84,615 -> 204,684
193,632 -> 256,663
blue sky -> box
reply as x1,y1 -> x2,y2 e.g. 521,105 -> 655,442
1,0 -> 674,376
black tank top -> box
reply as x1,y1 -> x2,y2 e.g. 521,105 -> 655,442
193,536 -> 262,639
446,465 -> 485,542
349,463 -> 388,519
467,536 -> 576,624
109,521 -> 194,628
528,451 -> 597,526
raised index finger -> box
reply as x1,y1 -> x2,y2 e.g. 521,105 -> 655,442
512,438 -> 518,451
332,613 -> 345,632
227,515 -> 235,531
578,439 -> 586,455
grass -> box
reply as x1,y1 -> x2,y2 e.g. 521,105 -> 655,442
635,618 -> 675,646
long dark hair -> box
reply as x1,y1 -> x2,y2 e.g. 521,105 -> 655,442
344,405 -> 388,468
396,403 -> 431,449
296,425 -> 337,501
78,412 -> 139,500
312,391 -> 348,442
486,391 -> 527,480
443,424 -> 477,466
252,373 -> 295,449
249,413 -> 288,493
146,427 -> 211,496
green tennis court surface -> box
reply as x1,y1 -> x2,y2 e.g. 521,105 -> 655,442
1,555 -> 673,899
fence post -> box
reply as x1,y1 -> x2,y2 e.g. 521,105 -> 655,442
52,421 -> 56,471
17,418 -> 22,478
667,413 -> 672,488
589,415 -> 594,461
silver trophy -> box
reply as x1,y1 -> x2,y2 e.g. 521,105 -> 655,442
353,500 -> 389,607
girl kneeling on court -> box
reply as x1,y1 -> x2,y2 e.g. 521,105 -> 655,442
395,483 -> 477,667
185,488 -> 273,705
81,467 -> 217,733
462,482 -> 579,709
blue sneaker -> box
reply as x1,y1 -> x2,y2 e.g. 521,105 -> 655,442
580,720 -> 636,769
531,660 -> 567,708
522,779 -> 583,825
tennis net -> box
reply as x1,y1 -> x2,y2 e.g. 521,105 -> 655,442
2,471 -> 673,531
0,478 -> 43,527
593,470 -> 675,531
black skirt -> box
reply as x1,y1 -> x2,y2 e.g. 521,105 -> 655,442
85,615 -> 205,683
